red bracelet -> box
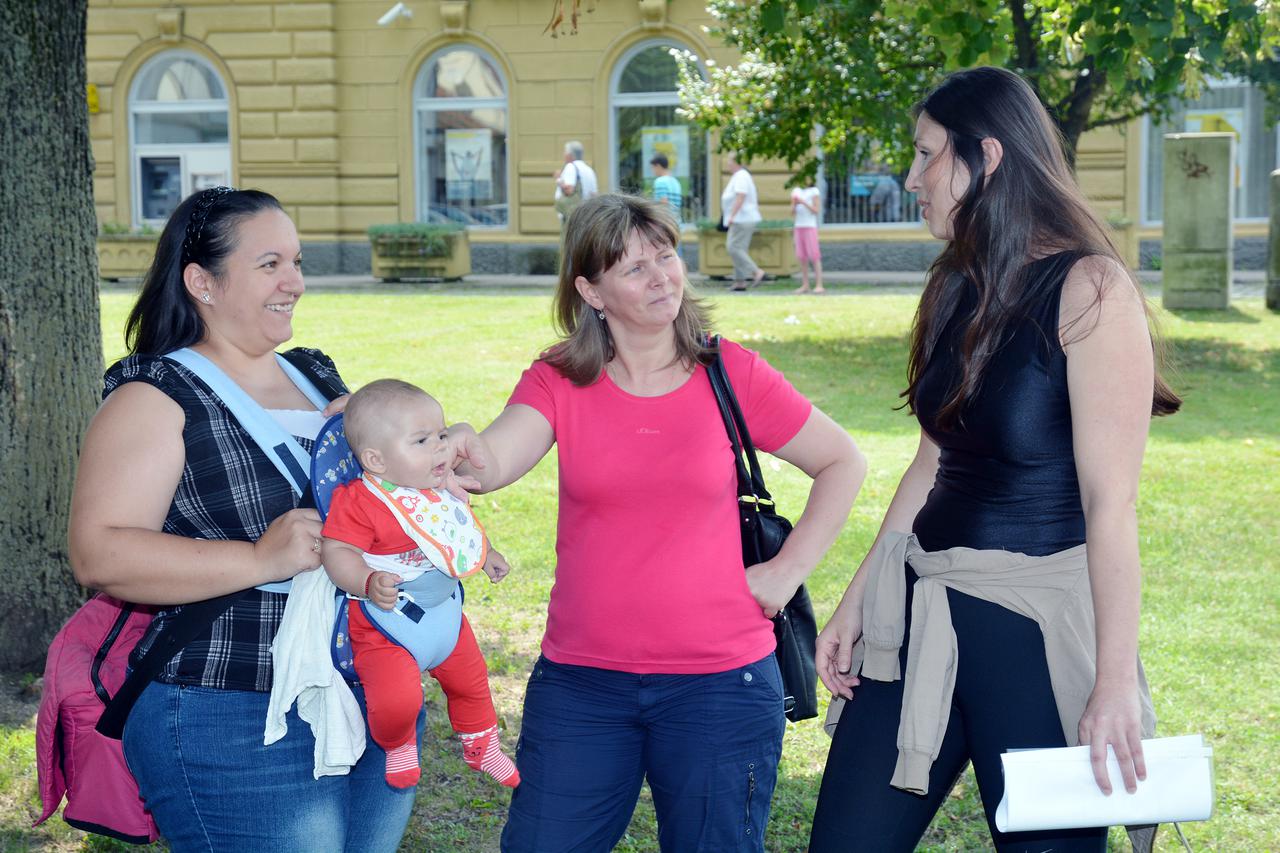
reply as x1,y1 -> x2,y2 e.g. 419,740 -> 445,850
363,571 -> 375,599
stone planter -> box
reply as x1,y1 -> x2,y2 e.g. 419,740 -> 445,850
370,229 -> 471,281
696,225 -> 797,279
97,234 -> 159,281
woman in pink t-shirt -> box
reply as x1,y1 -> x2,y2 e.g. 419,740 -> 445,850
452,194 -> 866,852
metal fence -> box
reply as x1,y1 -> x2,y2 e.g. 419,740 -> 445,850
817,160 -> 920,226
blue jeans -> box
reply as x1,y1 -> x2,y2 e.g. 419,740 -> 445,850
501,654 -> 786,853
123,681 -> 422,852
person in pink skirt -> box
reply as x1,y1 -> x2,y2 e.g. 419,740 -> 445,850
791,181 -> 824,293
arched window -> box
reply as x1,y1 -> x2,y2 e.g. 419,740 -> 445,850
129,51 -> 230,225
413,46 -> 509,227
610,41 -> 709,223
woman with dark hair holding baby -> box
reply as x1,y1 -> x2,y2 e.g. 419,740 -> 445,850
68,188 -> 415,851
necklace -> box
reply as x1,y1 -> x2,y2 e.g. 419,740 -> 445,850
607,358 -> 688,397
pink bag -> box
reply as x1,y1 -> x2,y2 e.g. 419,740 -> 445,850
34,593 -> 159,843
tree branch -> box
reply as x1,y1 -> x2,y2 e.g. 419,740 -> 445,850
1007,0 -> 1038,71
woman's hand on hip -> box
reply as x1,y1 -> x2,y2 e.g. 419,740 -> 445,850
815,596 -> 862,700
745,557 -> 803,619
253,508 -> 324,583
1078,678 -> 1147,795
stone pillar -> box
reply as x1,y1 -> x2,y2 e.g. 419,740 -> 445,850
1162,133 -> 1234,310
1268,169 -> 1280,311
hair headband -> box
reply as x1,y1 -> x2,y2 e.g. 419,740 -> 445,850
180,186 -> 236,267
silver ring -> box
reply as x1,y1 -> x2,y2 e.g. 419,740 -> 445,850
312,538 -> 322,553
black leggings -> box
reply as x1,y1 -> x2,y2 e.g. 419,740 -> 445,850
809,567 -> 1107,853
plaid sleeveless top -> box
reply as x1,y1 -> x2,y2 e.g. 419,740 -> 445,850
104,347 -> 345,691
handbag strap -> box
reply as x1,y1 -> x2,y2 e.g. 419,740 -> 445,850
706,336 -> 775,505
96,348 -> 348,739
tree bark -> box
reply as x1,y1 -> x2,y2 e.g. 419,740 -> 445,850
1057,62 -> 1106,169
0,0 -> 99,671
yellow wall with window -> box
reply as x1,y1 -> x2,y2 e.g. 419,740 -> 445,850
86,0 -> 1269,272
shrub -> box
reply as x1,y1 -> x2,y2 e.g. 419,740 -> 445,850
367,223 -> 465,259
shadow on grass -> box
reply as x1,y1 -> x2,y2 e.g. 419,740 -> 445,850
734,333 -> 1276,445
1166,306 -> 1260,324
742,334 -> 916,434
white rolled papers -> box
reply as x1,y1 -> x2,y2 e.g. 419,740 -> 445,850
995,734 -> 1213,833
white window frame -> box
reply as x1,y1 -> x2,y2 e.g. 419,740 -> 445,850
412,45 -> 509,230
128,50 -> 230,228
609,39 -> 709,223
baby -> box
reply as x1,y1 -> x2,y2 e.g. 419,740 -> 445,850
321,379 -> 517,790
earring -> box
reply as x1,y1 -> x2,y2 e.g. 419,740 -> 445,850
201,294 -> 211,304
597,309 -> 605,320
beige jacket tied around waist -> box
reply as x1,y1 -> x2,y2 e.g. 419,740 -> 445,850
825,530 -> 1156,796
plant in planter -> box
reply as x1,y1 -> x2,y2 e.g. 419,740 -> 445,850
694,218 -> 797,279
368,222 -> 470,281
97,222 -> 159,281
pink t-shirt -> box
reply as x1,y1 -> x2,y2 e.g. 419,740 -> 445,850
507,339 -> 812,674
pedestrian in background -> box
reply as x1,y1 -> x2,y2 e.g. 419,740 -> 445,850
650,154 -> 683,222
723,153 -> 764,291
554,141 -> 598,226
791,179 -> 824,294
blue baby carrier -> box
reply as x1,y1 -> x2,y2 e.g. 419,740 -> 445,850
311,414 -> 463,678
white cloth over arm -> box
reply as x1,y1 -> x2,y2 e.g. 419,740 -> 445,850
266,566 -> 366,778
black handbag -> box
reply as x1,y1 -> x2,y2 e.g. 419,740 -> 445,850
716,214 -> 730,232
706,338 -> 820,722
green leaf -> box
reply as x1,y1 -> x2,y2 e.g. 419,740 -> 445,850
761,0 -> 786,33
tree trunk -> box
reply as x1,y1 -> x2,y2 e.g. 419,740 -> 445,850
0,0 -> 100,671
1057,65 -> 1105,171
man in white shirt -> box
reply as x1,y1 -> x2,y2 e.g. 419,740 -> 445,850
721,153 -> 763,290
554,141 -> 598,225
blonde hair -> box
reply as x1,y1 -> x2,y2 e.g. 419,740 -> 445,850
344,378 -> 438,455
544,193 -> 713,386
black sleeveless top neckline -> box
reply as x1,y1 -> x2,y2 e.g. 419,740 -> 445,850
912,252 -> 1086,557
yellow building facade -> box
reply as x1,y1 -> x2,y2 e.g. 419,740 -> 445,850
86,0 -> 1270,274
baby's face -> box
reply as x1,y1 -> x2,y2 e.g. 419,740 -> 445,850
370,395 -> 451,491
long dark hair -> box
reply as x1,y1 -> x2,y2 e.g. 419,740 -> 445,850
124,187 -> 285,355
544,193 -> 712,385
903,67 -> 1180,427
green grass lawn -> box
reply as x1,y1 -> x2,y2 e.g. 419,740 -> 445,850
3,282 -> 1276,852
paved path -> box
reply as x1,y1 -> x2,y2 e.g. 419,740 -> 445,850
296,269 -> 1267,298
102,270 -> 1268,298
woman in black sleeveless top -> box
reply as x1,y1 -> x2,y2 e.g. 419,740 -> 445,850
809,68 -> 1180,852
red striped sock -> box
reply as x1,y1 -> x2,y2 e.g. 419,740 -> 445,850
384,741 -> 420,789
459,725 -> 520,788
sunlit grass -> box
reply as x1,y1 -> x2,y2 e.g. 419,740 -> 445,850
5,283 -> 1275,851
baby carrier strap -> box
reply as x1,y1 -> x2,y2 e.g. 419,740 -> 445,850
164,347 -> 334,592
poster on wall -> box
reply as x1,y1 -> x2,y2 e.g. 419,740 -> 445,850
192,172 -> 228,192
445,128 -> 492,201
1184,108 -> 1245,189
641,126 -> 690,178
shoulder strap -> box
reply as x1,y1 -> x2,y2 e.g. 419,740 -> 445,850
95,593 -> 243,739
706,337 -> 774,503
165,348 -> 323,497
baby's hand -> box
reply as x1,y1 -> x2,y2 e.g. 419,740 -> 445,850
366,570 -> 401,611
482,548 -> 511,583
